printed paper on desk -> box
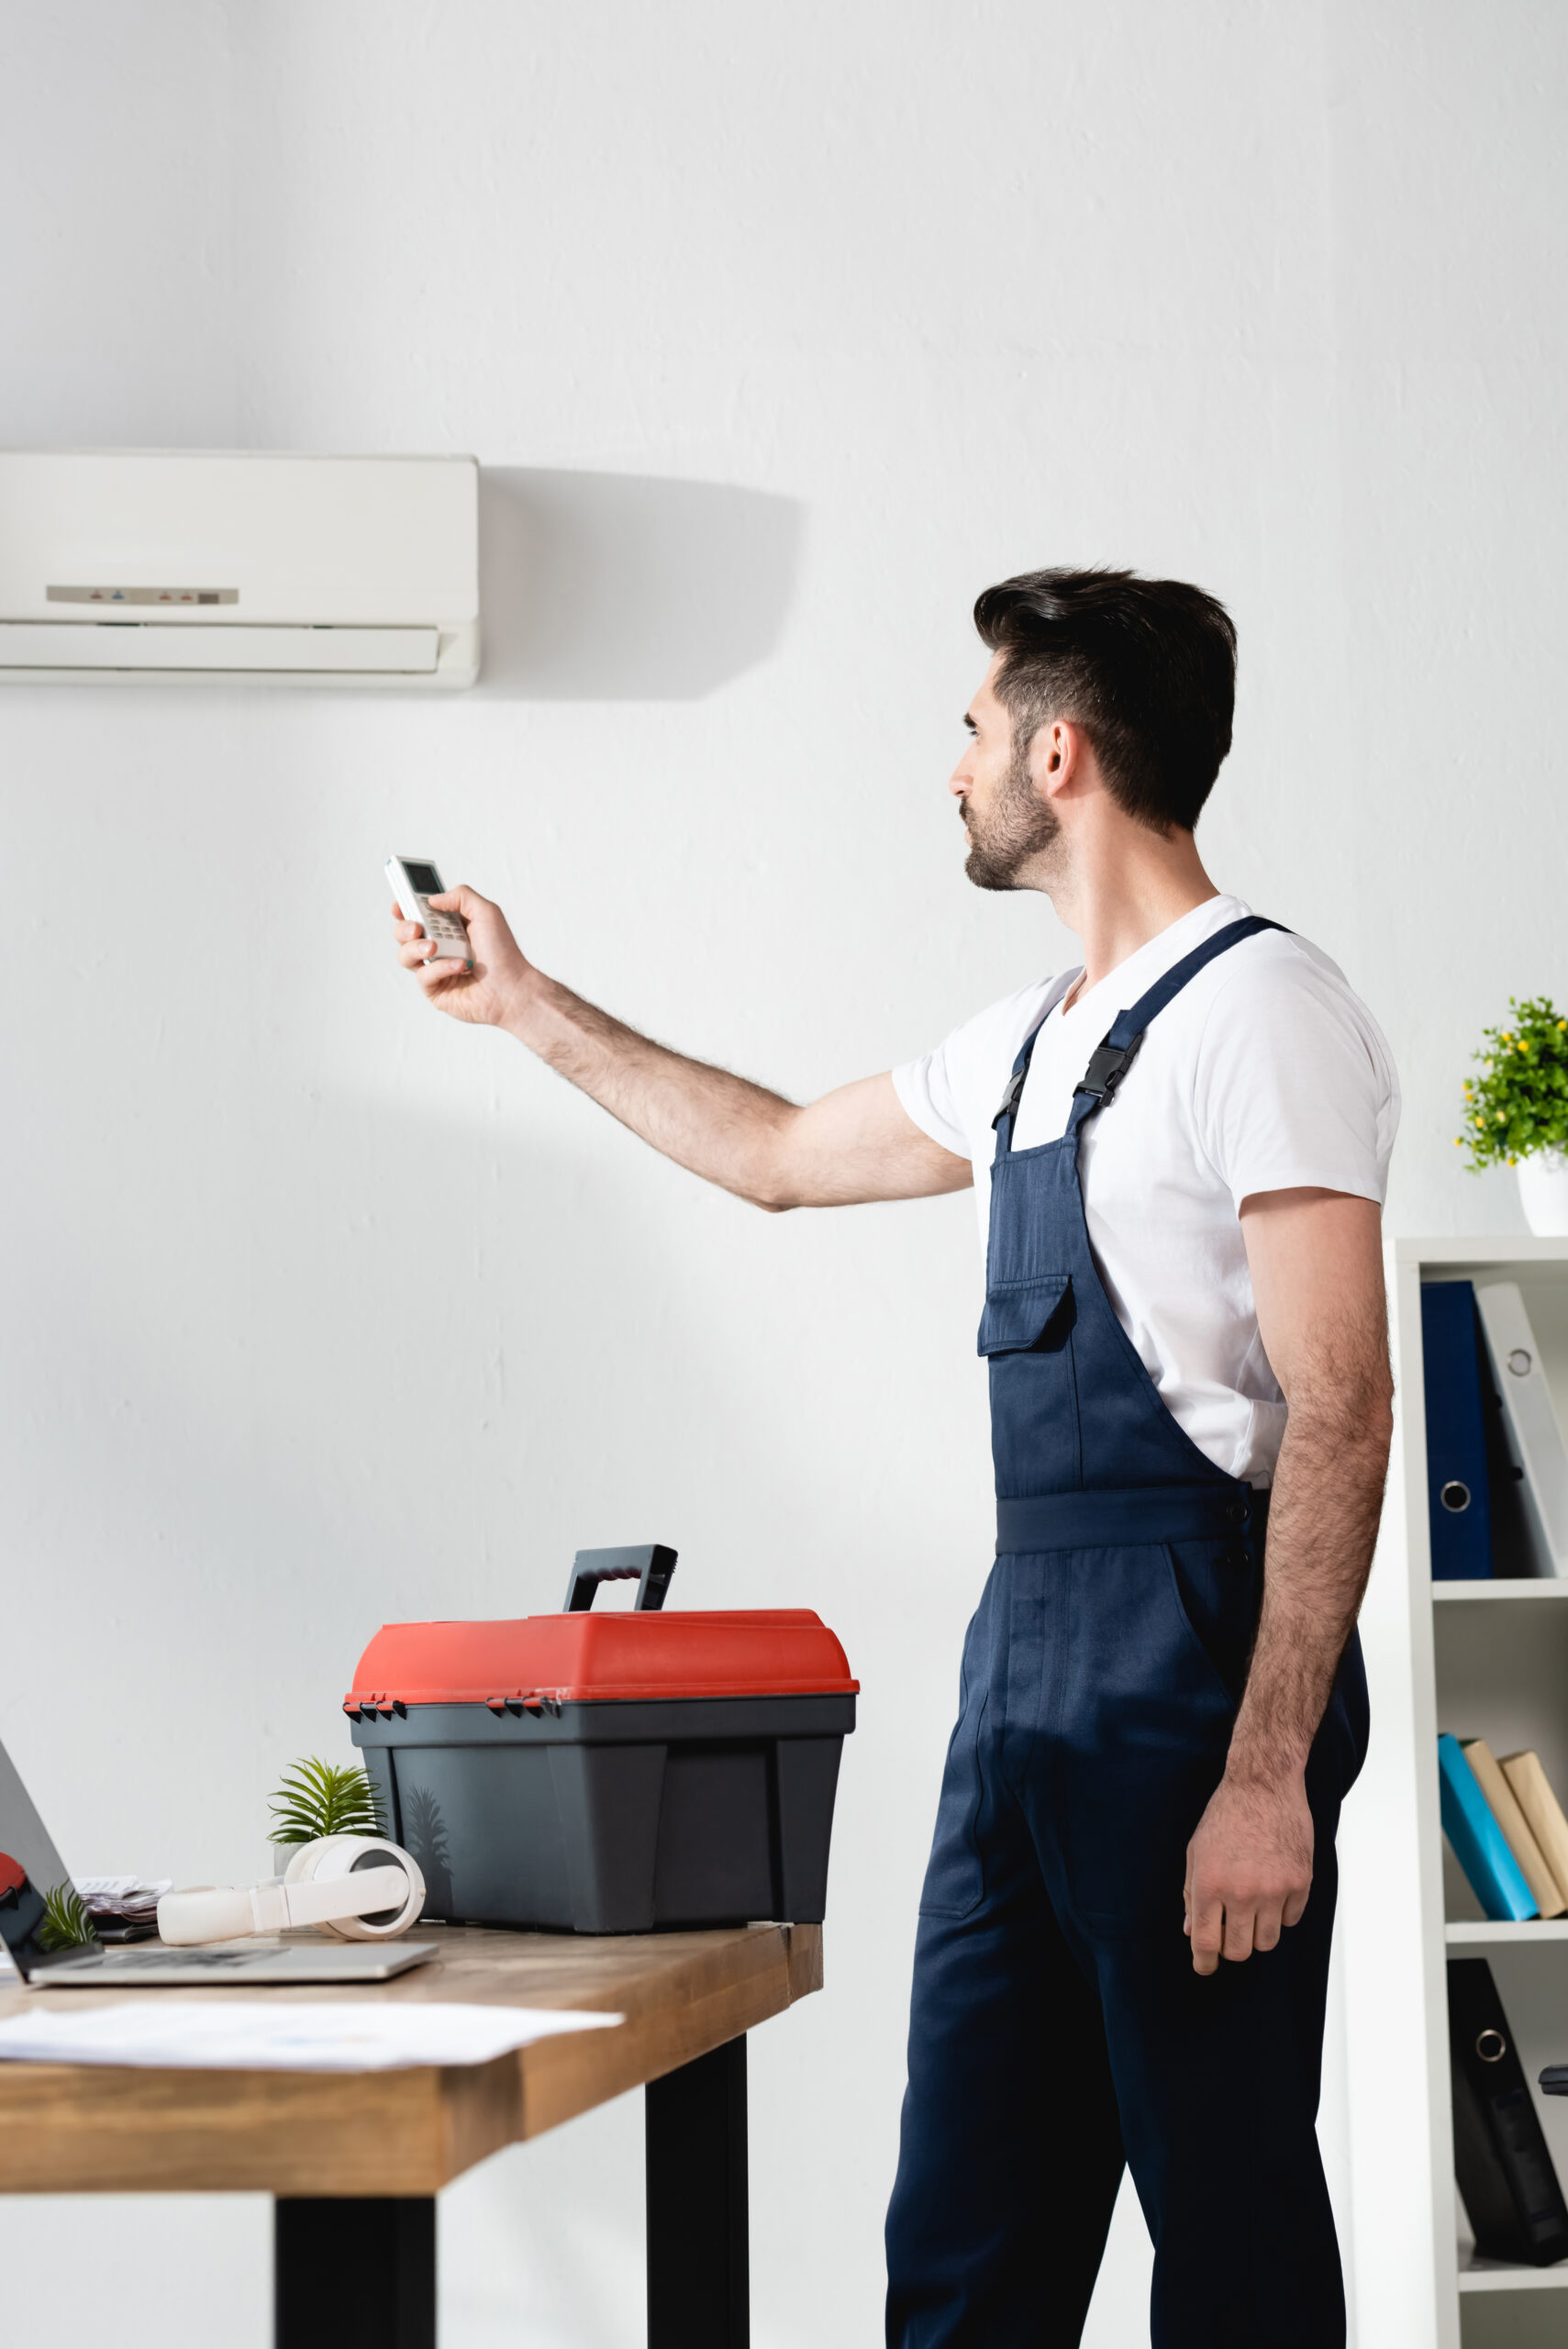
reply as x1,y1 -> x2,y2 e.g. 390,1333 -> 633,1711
0,2000 -> 624,2072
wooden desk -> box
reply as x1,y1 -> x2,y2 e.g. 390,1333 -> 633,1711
0,1921 -> 822,2349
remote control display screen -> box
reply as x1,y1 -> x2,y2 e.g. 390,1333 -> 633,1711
402,862 -> 442,896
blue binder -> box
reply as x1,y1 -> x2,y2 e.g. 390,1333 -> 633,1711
1421,1280 -> 1494,1578
1438,1733 -> 1537,1920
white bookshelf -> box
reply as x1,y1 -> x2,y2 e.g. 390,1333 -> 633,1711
1343,1239 -> 1568,2349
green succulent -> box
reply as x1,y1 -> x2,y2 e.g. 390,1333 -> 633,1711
37,1882 -> 97,1952
1458,997 -> 1568,1172
268,1757 -> 386,1845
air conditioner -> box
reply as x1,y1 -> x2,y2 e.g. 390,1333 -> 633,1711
0,451 -> 479,686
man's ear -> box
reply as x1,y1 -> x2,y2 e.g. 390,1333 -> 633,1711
1034,718 -> 1092,798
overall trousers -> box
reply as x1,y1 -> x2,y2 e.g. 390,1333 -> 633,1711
884,918 -> 1369,2349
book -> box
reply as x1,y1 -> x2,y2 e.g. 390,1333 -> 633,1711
1448,1958 -> 1568,2265
1500,1751 -> 1568,1909
1420,1281 -> 1495,1578
1462,1740 -> 1566,1917
1438,1733 -> 1538,1921
1475,1283 -> 1568,1577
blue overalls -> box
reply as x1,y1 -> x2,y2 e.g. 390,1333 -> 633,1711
884,918 -> 1369,2349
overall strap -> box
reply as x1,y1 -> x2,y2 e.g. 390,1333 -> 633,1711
1064,914 -> 1285,1138
991,1014 -> 1052,1141
990,914 -> 1287,1152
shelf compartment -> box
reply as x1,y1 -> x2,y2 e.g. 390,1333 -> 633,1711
1433,1601 -> 1568,1818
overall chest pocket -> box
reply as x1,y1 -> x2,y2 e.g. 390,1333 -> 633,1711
976,1273 -> 1073,1357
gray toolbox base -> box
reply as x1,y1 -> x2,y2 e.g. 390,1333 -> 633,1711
350,1694 -> 854,1934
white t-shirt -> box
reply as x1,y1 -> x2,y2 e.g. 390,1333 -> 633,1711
892,895 -> 1400,1486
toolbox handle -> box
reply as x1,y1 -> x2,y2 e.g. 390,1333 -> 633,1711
563,1543 -> 678,1614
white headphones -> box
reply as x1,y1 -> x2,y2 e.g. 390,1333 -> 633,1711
156,1836 -> 427,1947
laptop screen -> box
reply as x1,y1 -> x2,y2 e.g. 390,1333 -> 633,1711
0,1735 -> 99,1980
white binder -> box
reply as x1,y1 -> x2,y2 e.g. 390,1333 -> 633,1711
1475,1282 -> 1568,1577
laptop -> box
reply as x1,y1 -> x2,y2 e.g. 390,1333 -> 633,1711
0,1734 -> 438,1988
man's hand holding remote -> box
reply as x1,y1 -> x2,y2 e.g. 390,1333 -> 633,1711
392,884 -> 533,1031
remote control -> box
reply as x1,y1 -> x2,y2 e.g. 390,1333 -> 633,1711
386,856 -> 471,963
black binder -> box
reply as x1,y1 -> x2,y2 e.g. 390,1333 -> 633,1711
1421,1282 -> 1494,1577
1449,1959 -> 1568,2266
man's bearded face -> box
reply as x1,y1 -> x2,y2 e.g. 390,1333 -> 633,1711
962,726 -> 1061,890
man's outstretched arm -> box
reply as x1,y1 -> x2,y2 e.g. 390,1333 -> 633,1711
393,882 -> 973,1211
1184,1186 -> 1393,1976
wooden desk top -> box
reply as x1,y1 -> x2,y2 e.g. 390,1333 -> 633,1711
0,1921 -> 821,2197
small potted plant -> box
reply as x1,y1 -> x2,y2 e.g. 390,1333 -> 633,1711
38,1882 -> 96,1951
267,1757 -> 385,1867
1458,996 -> 1568,1232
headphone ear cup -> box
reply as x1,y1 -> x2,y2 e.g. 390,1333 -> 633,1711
318,1840 -> 426,1941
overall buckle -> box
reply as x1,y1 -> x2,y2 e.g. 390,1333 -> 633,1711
1073,1033 -> 1141,1104
992,1066 -> 1027,1130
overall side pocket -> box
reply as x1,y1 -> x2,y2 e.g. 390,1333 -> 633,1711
976,1272 -> 1073,1357
1163,1533 -> 1262,1707
917,1637 -> 991,1921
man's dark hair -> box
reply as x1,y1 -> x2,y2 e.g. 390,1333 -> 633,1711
973,567 -> 1237,832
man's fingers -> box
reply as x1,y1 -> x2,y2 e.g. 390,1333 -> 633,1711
1187,1885 -> 1224,1976
428,883 -> 488,918
1220,1901 -> 1256,1964
1194,1885 -> 1307,1967
1251,1902 -> 1284,1955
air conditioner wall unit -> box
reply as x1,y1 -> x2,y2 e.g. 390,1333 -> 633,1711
0,451 -> 480,686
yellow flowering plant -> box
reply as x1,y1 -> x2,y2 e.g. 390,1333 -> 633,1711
1458,996 -> 1568,1170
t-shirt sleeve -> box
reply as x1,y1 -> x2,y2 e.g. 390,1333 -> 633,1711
1193,952 -> 1400,1208
892,1038 -> 973,1161
892,978 -> 1062,1167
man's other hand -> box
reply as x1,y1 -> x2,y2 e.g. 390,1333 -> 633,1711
1183,1768 -> 1315,1976
392,884 -> 530,1030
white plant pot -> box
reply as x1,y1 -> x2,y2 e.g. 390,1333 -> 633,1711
1518,1150 -> 1568,1236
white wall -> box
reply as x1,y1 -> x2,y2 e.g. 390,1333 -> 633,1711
1,3 -> 1565,2342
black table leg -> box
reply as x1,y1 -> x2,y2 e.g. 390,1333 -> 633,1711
646,2033 -> 749,2349
275,2197 -> 436,2349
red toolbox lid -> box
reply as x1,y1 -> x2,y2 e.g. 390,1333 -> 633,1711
345,1609 -> 859,1712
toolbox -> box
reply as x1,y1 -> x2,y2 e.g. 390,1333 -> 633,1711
345,1545 -> 859,1933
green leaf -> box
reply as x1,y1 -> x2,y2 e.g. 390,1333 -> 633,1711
267,1757 -> 385,1845
37,1882 -> 97,1952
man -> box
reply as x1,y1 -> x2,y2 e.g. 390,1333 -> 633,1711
391,568 -> 1397,2347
